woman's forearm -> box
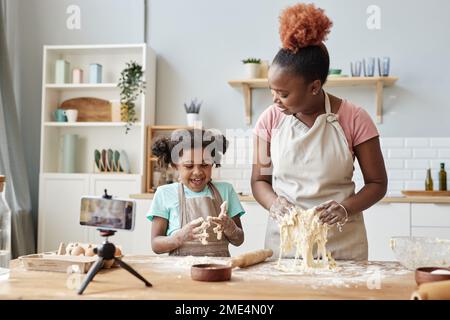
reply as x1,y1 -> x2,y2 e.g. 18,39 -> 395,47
251,180 -> 278,210
341,181 -> 387,216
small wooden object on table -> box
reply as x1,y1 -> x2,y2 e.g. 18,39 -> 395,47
146,125 -> 193,192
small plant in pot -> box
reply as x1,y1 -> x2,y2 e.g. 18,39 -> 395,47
184,98 -> 202,127
117,61 -> 145,134
242,57 -> 261,79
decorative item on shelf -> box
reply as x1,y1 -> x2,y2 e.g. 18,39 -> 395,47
89,63 -> 102,83
53,108 -> 67,122
61,133 -> 78,173
118,61 -> 145,134
55,59 -> 70,83
259,60 -> 270,78
328,69 -> 347,78
363,57 -> 375,77
439,163 -> 447,191
60,97 -> 112,122
242,57 -> 261,78
350,61 -> 362,77
72,68 -> 84,83
94,149 -> 130,173
425,168 -> 434,191
65,109 -> 78,123
378,57 -> 390,77
184,98 -> 202,127
110,100 -> 122,122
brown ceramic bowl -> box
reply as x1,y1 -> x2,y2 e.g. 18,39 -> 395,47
415,267 -> 450,285
191,263 -> 232,282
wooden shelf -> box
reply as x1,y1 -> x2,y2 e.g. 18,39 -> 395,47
43,122 -> 141,127
45,83 -> 118,90
228,76 -> 399,124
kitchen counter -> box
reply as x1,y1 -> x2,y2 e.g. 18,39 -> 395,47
130,193 -> 450,204
1,256 -> 416,300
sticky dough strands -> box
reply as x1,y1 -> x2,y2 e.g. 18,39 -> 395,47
199,201 -> 228,245
278,206 -> 335,271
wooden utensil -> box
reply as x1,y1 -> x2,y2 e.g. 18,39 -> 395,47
190,249 -> 273,282
228,249 -> 273,269
60,97 -> 112,122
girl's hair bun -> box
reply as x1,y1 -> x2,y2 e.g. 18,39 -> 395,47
279,3 -> 333,53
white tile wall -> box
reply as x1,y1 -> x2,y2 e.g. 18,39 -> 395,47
217,137 -> 450,196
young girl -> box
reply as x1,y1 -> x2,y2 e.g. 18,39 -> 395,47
147,129 -> 245,257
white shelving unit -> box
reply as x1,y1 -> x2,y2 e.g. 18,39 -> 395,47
38,44 -> 156,252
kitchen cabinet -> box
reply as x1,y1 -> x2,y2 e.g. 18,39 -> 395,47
38,173 -> 143,252
363,203 -> 410,261
411,203 -> 450,227
38,174 -> 90,252
411,227 -> 450,238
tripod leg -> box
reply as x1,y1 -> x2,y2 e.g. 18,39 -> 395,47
115,258 -> 152,287
77,258 -> 104,295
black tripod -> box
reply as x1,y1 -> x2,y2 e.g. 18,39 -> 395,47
77,229 -> 152,295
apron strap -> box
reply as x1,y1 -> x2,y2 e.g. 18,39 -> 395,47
178,182 -> 187,227
324,91 -> 332,114
207,181 -> 224,212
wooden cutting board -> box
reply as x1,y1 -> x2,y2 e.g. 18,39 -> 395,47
60,97 -> 112,122
401,190 -> 450,197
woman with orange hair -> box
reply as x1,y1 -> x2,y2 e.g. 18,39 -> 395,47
251,3 -> 387,260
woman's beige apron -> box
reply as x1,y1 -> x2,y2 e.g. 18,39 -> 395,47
170,182 -> 230,257
266,92 -> 368,260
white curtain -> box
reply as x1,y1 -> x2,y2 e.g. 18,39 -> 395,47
0,0 -> 36,257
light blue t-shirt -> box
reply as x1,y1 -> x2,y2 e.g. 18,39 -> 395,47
147,182 -> 245,236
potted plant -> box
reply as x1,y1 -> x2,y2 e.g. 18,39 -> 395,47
117,61 -> 145,134
242,57 -> 261,78
184,98 -> 202,126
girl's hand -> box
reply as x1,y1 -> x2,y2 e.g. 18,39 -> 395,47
269,196 -> 295,223
173,217 -> 205,246
316,200 -> 349,226
210,211 -> 235,235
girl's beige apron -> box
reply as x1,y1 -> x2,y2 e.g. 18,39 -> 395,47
170,182 -> 230,257
266,92 -> 368,260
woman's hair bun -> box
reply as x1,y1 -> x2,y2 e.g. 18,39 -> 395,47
279,3 -> 333,53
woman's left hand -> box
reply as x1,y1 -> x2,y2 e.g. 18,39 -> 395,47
316,200 -> 348,226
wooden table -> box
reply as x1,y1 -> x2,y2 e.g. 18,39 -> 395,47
0,256 -> 417,300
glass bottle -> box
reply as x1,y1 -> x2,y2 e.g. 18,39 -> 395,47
0,175 -> 11,277
439,163 -> 447,191
425,168 -> 434,191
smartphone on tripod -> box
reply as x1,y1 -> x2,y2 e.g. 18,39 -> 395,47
80,196 -> 136,231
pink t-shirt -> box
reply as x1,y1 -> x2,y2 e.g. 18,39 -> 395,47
253,99 -> 379,156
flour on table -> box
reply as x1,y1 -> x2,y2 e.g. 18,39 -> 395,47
278,206 -> 336,272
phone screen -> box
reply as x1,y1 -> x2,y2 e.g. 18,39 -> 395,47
80,197 -> 135,231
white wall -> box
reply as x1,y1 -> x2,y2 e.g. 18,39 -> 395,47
147,0 -> 450,136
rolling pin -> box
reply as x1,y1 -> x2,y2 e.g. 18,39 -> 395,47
411,280 -> 450,300
229,249 -> 273,268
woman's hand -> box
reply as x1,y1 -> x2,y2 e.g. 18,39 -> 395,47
316,200 -> 349,227
269,196 -> 295,223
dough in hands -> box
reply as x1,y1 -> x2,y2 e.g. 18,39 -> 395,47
278,205 -> 336,271
198,201 -> 228,245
